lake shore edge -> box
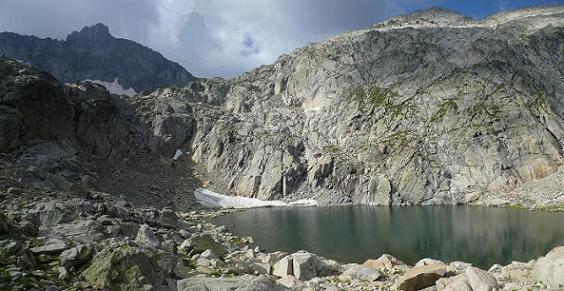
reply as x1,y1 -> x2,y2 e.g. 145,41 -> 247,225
2,186 -> 563,290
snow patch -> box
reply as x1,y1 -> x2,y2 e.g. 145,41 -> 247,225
194,188 -> 318,209
85,78 -> 136,96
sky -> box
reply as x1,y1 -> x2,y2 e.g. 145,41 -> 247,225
0,0 -> 562,78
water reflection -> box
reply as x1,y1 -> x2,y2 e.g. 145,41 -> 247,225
212,206 -> 564,268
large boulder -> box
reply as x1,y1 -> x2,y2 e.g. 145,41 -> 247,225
272,255 -> 293,277
465,266 -> 498,291
532,246 -> 564,288
397,264 -> 447,291
82,244 -> 161,290
179,234 -> 225,257
291,251 -> 341,281
135,224 -> 161,249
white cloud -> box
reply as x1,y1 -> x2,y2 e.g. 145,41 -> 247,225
0,0 -> 434,78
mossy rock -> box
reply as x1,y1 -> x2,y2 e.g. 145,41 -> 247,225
82,244 -> 159,291
182,234 -> 226,257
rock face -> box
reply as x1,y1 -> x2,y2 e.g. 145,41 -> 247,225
2,7 -> 564,208
0,23 -> 195,93
127,6 -> 564,206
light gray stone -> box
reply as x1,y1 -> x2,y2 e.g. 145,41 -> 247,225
532,246 -> 564,288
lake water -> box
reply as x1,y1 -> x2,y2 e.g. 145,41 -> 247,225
212,206 -> 564,268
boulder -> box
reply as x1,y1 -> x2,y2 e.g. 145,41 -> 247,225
82,244 -> 160,290
292,251 -> 341,281
30,238 -> 68,255
340,264 -> 382,281
465,266 -> 498,291
135,224 -> 161,249
262,251 -> 288,264
532,246 -> 564,288
436,274 -> 472,291
272,255 -> 293,277
363,254 -> 404,272
59,244 -> 93,268
397,264 -> 447,291
196,249 -> 225,268
416,258 -> 445,267
179,234 -> 225,257
158,208 -> 178,228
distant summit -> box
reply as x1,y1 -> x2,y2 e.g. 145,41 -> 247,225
0,23 -> 195,93
66,23 -> 112,41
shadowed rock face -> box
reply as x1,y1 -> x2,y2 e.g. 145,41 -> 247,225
132,6 -> 564,205
0,23 -> 195,93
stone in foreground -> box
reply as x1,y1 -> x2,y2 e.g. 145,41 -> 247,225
532,246 -> 564,288
397,264 -> 447,291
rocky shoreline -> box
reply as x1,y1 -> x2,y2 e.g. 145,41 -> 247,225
1,184 -> 563,291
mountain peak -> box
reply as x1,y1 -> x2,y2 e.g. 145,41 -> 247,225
369,7 -> 473,29
66,23 -> 111,41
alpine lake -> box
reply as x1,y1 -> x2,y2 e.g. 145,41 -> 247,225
212,206 -> 564,268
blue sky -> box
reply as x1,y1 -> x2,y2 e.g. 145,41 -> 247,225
0,0 -> 563,77
436,0 -> 564,18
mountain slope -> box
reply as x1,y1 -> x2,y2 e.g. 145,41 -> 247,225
0,23 -> 195,93
1,6 -> 563,208
132,6 -> 564,206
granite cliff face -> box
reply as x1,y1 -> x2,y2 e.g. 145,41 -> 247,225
133,6 -> 564,206
0,23 -> 195,93
1,7 -> 564,207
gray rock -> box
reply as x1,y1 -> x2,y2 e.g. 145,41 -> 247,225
30,238 -> 68,255
58,266 -> 69,280
158,208 -> 178,228
363,254 -> 403,272
436,274 -> 472,291
292,251 -> 341,281
272,255 -> 293,277
135,224 -> 161,249
465,266 -> 498,291
82,243 -> 160,290
17,249 -> 36,269
59,244 -> 93,268
340,263 -> 382,281
196,249 -> 225,267
532,246 -> 564,288
179,234 -> 225,257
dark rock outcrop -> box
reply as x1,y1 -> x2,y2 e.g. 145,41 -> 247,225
0,23 -> 195,93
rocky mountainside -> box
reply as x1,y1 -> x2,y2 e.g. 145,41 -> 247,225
4,6 -> 563,208
0,23 -> 195,93
1,7 -> 564,209
125,6 -> 564,207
